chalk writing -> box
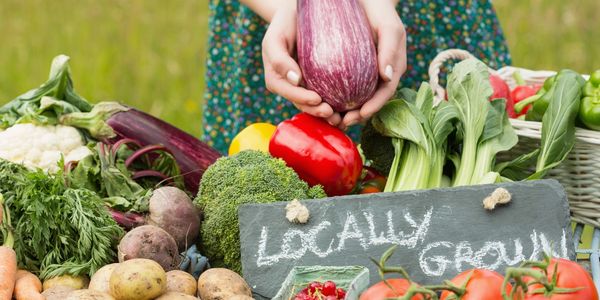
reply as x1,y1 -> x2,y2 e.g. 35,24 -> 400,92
256,207 -> 433,267
256,206 -> 568,278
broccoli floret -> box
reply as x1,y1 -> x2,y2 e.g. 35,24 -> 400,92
360,119 -> 394,175
194,150 -> 326,273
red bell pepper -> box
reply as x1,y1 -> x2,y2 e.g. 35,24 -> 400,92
269,113 -> 363,196
511,71 -> 542,116
489,74 -> 516,118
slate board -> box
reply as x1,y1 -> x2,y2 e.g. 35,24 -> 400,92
238,180 -> 575,299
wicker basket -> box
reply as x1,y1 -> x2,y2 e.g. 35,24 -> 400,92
428,49 -> 600,227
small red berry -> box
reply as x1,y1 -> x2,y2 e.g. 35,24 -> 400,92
294,293 -> 311,300
308,281 -> 323,294
322,281 -> 337,296
336,287 -> 346,299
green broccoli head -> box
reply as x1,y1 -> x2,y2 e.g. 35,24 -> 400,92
360,119 -> 394,176
194,150 -> 326,273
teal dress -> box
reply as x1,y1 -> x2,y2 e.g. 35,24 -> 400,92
202,1 -> 511,154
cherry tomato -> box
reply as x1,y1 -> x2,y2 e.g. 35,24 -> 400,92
360,185 -> 381,194
322,281 -> 337,296
337,288 -> 346,299
440,269 -> 512,300
522,258 -> 598,300
359,279 -> 424,300
309,281 -> 323,295
358,166 -> 386,194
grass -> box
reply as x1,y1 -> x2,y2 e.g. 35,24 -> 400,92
0,0 -> 210,137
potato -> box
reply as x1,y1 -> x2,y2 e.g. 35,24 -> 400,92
166,270 -> 197,295
148,186 -> 201,251
229,295 -> 255,300
155,291 -> 199,300
65,289 -> 116,300
117,224 -> 181,271
89,263 -> 119,293
42,286 -> 77,300
109,258 -> 166,300
197,268 -> 252,300
43,274 -> 90,291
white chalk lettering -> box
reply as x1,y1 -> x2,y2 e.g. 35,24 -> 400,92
419,241 -> 454,276
337,211 -> 368,250
364,211 -> 393,245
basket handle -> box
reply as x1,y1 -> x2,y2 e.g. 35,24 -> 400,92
428,49 -> 497,105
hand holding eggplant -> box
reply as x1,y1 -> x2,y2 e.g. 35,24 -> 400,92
261,0 -> 406,130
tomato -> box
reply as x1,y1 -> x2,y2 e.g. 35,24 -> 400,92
440,269 -> 512,300
520,258 -> 598,300
359,279 -> 424,300
358,166 -> 386,194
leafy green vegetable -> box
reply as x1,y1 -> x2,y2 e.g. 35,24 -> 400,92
194,150 -> 326,273
499,70 -> 585,180
0,55 -> 91,129
0,159 -> 123,279
446,59 -> 493,186
372,83 -> 456,191
471,99 -> 518,184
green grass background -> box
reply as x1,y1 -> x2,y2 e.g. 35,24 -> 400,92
1,0 -> 599,252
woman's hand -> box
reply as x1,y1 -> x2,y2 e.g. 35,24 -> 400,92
261,0 -> 406,129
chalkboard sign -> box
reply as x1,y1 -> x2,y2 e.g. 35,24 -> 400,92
238,180 -> 574,299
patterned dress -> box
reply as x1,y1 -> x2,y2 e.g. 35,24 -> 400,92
202,0 -> 512,154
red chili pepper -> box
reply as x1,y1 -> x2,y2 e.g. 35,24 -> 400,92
269,113 -> 363,196
511,84 -> 542,115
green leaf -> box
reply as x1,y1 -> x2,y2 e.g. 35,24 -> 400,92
447,58 -> 493,186
530,70 -> 586,179
471,100 -> 518,184
0,55 -> 92,129
496,149 -> 540,181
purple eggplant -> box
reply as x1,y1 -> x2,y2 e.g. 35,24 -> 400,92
60,102 -> 222,194
296,0 -> 379,112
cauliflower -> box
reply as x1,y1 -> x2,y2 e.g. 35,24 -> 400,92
0,123 -> 92,173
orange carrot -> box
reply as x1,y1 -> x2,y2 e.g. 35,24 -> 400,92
13,270 -> 44,300
0,194 -> 17,300
0,247 -> 17,300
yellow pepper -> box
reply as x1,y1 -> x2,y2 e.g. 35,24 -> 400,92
228,123 -> 277,156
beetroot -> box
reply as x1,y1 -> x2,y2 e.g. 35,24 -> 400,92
147,187 -> 200,251
117,225 -> 181,271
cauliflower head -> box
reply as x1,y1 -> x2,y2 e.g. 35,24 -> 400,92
0,124 -> 92,173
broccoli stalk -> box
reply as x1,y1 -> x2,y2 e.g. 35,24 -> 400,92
194,150 -> 326,273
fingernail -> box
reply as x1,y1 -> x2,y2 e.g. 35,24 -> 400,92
287,70 -> 300,86
384,65 -> 393,81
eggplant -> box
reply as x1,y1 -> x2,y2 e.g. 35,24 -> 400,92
60,102 -> 222,194
296,0 -> 379,112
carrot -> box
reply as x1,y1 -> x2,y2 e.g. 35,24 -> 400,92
0,193 -> 17,300
13,270 -> 44,300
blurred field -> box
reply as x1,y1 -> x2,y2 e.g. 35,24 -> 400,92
0,0 -> 599,138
